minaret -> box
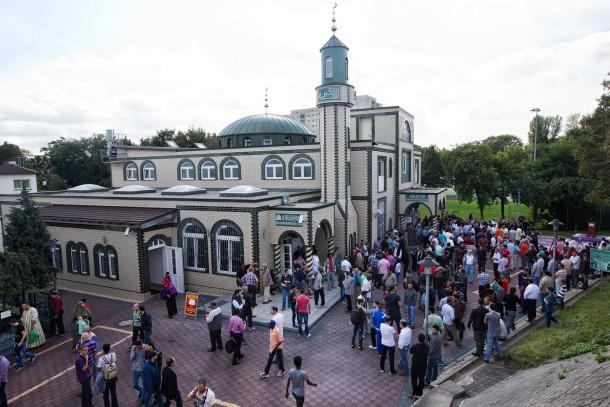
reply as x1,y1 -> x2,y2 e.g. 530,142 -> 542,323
316,4 -> 356,252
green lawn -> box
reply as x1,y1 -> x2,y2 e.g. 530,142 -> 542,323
504,281 -> 610,369
445,199 -> 533,221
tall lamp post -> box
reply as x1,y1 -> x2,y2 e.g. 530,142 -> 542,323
548,219 -> 564,280
530,108 -> 540,162
418,256 -> 439,342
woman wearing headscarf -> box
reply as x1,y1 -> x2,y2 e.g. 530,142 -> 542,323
21,302 -> 46,348
162,272 -> 178,319
71,301 -> 92,351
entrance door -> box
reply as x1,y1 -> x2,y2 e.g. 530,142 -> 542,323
281,244 -> 293,273
163,246 -> 184,294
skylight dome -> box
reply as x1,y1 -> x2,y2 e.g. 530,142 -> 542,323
113,185 -> 156,194
67,184 -> 108,193
161,185 -> 207,196
219,185 -> 268,197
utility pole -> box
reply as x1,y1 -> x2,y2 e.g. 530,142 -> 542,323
530,108 -> 540,161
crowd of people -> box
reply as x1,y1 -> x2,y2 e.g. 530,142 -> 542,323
3,213 -> 607,406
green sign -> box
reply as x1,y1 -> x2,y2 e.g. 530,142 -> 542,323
591,248 -> 610,272
405,193 -> 427,202
276,213 -> 304,227
317,86 -> 341,103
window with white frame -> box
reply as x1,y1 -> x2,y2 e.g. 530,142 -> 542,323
125,164 -> 138,180
180,161 -> 195,180
414,159 -> 420,184
97,247 -> 106,278
223,160 -> 239,180
180,220 -> 207,272
50,243 -> 61,268
292,157 -> 313,179
264,136 -> 272,146
244,137 -> 251,147
265,158 -> 284,179
325,56 -> 333,79
78,243 -> 88,275
378,158 -> 386,192
402,120 -> 412,143
70,244 -> 78,273
142,163 -> 156,180
284,136 -> 291,145
401,150 -> 411,182
200,160 -> 216,180
107,247 -> 118,279
13,179 -> 31,189
215,223 -> 243,275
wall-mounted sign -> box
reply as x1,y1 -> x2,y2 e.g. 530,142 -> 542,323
591,248 -> 610,272
317,86 -> 341,103
405,193 -> 427,202
276,213 -> 304,227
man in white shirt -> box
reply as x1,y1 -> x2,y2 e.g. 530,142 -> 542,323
523,279 -> 540,323
440,300 -> 462,347
341,257 -> 352,274
397,320 -> 412,376
569,253 -> 581,289
270,306 -> 284,336
379,315 -> 397,375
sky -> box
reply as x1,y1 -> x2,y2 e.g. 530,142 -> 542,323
1,0 -> 609,154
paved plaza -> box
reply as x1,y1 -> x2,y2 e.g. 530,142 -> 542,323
6,264 -> 527,407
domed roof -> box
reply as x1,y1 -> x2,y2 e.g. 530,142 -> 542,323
113,185 -> 156,194
219,185 -> 268,198
219,114 -> 314,137
161,185 -> 207,196
67,184 -> 108,193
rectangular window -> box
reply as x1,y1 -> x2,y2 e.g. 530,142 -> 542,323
377,158 -> 386,192
13,179 -> 30,190
98,251 -> 106,277
264,137 -> 272,146
108,252 -> 117,279
80,250 -> 88,275
402,150 -> 412,183
71,247 -> 78,273
51,246 -> 61,268
414,160 -> 420,184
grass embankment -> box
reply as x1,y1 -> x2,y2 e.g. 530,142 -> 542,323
445,200 -> 532,220
504,281 -> 610,369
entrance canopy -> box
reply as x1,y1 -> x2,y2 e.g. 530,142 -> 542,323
399,187 -> 447,226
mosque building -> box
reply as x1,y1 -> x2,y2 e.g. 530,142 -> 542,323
0,14 -> 446,301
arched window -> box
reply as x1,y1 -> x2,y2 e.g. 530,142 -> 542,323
325,56 -> 333,79
94,244 -> 106,278
66,241 -> 78,273
77,243 -> 89,275
142,162 -> 156,181
222,159 -> 240,180
107,246 -> 118,280
179,160 -> 195,180
179,219 -> 208,272
264,136 -> 272,146
213,222 -> 243,275
200,160 -> 217,180
403,120 -> 412,142
292,157 -> 313,179
125,163 -> 138,181
284,136 -> 291,145
265,158 -> 284,179
345,57 -> 349,80
243,137 -> 251,147
227,138 -> 233,148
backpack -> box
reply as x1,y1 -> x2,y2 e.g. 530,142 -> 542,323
102,354 -> 118,381
350,309 -> 361,326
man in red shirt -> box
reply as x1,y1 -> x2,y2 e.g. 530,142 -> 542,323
295,290 -> 311,338
50,291 -> 65,336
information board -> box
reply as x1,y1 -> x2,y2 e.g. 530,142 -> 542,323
276,213 -> 304,227
590,248 -> 610,272
537,235 -> 555,248
184,291 -> 199,320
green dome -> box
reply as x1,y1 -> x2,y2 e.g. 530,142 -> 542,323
219,114 -> 314,137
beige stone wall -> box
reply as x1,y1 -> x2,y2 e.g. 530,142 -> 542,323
373,114 -> 397,145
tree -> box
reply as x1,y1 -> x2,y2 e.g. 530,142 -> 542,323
482,134 -> 522,155
420,145 -> 447,187
140,127 -> 218,148
0,251 -> 32,301
575,74 -> 610,206
492,144 -> 527,219
3,188 -> 56,292
0,141 -> 24,162
140,129 -> 176,147
447,142 -> 497,219
528,115 -> 563,149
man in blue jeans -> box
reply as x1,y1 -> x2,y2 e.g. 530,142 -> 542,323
403,282 -> 417,328
295,289 -> 311,338
425,325 -> 441,385
351,299 -> 366,350
130,339 -> 146,398
10,319 -> 35,372
280,270 -> 294,311
484,303 -> 504,363
397,320 -> 411,376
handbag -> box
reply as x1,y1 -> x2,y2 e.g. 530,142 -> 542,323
28,329 -> 39,343
225,338 -> 235,354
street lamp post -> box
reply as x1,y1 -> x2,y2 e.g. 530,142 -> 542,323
418,256 -> 439,342
548,219 -> 564,280
531,108 -> 540,162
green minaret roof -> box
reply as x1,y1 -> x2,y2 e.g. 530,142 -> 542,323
320,35 -> 349,51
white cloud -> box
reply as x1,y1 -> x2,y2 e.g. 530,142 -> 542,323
0,1 -> 609,153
